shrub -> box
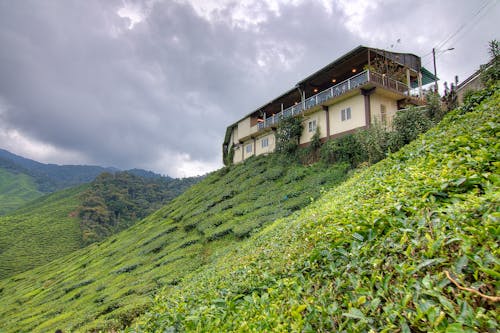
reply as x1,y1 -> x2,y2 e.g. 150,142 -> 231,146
320,134 -> 365,167
389,106 -> 433,151
354,122 -> 389,164
275,116 -> 303,158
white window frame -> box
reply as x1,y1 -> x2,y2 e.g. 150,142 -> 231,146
245,144 -> 252,153
380,104 -> 387,124
341,107 -> 351,121
308,119 -> 317,133
261,137 -> 269,148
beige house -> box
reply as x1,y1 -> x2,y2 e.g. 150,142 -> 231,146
223,45 -> 436,164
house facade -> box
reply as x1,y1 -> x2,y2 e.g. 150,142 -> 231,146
223,46 -> 436,164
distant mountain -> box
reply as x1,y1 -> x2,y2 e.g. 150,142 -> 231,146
0,148 -> 174,213
0,148 -> 118,192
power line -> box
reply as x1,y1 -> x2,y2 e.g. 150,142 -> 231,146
435,0 -> 497,52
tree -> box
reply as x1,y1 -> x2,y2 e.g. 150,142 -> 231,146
275,115 -> 303,158
481,39 -> 500,85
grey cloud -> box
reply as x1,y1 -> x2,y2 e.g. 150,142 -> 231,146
1,0 -> 493,176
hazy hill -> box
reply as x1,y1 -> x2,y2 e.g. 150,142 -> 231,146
0,87 -> 497,332
0,149 -> 176,214
0,148 -> 118,193
0,172 -> 200,279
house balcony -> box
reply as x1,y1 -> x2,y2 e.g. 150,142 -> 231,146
257,70 -> 412,130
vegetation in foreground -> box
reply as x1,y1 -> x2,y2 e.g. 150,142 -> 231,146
0,153 -> 349,332
131,86 -> 499,331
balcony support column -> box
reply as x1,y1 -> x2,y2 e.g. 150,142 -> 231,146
323,105 -> 330,139
418,72 -> 423,99
361,87 -> 376,128
406,68 -> 411,95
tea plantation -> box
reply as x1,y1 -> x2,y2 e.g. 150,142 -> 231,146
0,152 -> 350,331
0,167 -> 44,215
0,86 -> 497,332
131,88 -> 499,331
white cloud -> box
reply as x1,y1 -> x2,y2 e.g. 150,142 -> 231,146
0,128 -> 87,165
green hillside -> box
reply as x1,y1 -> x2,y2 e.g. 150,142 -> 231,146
0,151 -> 349,331
0,168 -> 44,215
0,172 -> 200,279
0,87 -> 498,332
133,88 -> 499,331
0,185 -> 86,279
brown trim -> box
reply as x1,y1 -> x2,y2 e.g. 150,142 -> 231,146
298,126 -> 367,148
322,105 -> 330,139
299,137 -> 329,148
329,126 -> 366,139
253,137 -> 256,155
361,87 -> 376,127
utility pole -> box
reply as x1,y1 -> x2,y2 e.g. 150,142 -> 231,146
432,48 -> 438,93
432,47 -> 454,94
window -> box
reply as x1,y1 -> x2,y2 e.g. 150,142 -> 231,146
380,104 -> 387,124
341,107 -> 351,121
246,144 -> 252,153
261,137 -> 269,148
308,119 -> 317,132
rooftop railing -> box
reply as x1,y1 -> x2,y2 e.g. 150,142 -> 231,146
257,70 -> 409,130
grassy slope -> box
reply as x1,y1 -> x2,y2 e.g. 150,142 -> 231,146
131,91 -> 500,332
0,185 -> 86,279
0,156 -> 349,332
0,168 -> 43,215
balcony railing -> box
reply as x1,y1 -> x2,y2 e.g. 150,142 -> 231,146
257,70 -> 409,130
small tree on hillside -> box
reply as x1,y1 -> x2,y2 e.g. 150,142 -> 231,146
481,39 -> 500,85
275,115 -> 303,158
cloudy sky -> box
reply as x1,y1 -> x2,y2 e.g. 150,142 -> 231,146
0,0 -> 498,177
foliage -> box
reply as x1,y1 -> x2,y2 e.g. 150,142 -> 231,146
425,91 -> 444,121
481,39 -> 500,86
320,133 -> 365,167
389,105 -> 433,150
299,127 -> 322,165
0,167 -> 43,215
224,145 -> 235,166
0,172 -> 199,279
275,115 -> 303,158
0,152 -> 349,332
460,83 -> 498,114
78,172 -> 200,245
133,87 -> 500,333
354,121 -> 389,164
0,185 -> 86,279
368,55 -> 407,82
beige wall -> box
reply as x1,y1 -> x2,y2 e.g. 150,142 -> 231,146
236,117 -> 258,141
237,118 -> 251,140
233,144 -> 243,164
370,93 -> 398,128
328,95 -> 366,136
300,110 -> 327,144
255,133 -> 276,156
242,139 -> 255,160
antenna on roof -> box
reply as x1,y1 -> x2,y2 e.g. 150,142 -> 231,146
389,38 -> 401,49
